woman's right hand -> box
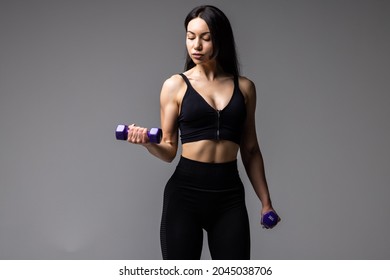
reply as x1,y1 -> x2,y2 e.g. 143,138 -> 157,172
127,124 -> 150,145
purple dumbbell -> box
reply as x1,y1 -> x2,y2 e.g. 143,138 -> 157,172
115,124 -> 162,144
261,211 -> 280,229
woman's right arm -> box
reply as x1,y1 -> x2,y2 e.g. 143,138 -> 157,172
128,75 -> 182,162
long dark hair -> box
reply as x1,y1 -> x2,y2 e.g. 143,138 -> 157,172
184,5 -> 240,76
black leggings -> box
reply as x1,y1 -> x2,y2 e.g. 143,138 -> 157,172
160,156 -> 250,260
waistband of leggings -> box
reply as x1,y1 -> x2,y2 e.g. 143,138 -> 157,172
173,156 -> 242,190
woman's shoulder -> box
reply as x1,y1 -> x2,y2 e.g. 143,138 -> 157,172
237,75 -> 256,97
238,75 -> 255,88
162,74 -> 186,91
160,74 -> 187,103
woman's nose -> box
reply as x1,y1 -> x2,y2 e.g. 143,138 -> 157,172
194,38 -> 202,50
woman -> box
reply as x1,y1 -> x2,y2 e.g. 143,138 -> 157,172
127,5 -> 279,260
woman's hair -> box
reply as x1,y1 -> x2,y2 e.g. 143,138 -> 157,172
184,5 -> 240,76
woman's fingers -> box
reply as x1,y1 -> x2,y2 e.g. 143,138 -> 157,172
128,124 -> 149,144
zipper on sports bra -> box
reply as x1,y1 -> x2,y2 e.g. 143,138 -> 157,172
216,110 -> 221,140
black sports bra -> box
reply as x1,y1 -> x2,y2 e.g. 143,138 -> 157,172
178,73 -> 247,145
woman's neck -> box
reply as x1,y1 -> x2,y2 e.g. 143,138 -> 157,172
191,63 -> 225,81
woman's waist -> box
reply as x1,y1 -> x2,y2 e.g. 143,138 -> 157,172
181,140 -> 239,163
172,156 -> 243,190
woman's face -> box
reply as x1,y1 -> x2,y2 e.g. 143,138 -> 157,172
186,17 -> 214,64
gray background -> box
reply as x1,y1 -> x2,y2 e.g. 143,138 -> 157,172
1,0 -> 389,259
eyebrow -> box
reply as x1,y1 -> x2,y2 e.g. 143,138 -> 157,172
186,31 -> 211,36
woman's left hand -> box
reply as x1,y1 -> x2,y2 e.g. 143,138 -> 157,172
260,207 -> 281,229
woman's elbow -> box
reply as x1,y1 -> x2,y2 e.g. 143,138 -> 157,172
242,143 -> 261,157
162,145 -> 178,163
163,154 -> 176,163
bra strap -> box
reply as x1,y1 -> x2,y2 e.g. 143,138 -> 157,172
233,75 -> 239,88
179,73 -> 191,87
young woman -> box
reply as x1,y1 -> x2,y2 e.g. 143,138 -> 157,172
127,5 -> 279,260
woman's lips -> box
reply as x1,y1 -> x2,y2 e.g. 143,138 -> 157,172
192,53 -> 203,59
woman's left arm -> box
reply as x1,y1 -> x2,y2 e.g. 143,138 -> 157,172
239,77 -> 277,217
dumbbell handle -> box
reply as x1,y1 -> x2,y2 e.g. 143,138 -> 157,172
115,124 -> 162,144
261,210 -> 280,229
